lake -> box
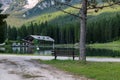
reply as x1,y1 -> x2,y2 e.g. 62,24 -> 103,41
0,46 -> 120,57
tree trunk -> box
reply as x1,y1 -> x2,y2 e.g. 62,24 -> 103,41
79,0 -> 87,61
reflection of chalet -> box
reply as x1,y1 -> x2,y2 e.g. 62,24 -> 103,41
22,35 -> 55,48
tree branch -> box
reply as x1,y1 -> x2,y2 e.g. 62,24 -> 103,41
54,0 -> 120,10
54,6 -> 82,19
87,1 -> 120,10
54,1 -> 120,18
54,0 -> 81,10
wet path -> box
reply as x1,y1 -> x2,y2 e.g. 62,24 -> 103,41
0,55 -> 90,80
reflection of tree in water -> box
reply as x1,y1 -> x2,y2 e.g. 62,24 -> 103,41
12,47 -> 20,53
3,46 -> 120,57
86,48 -> 120,57
34,47 -> 53,55
12,47 -> 34,54
27,46 -> 34,54
0,47 -> 5,53
11,46 -> 53,55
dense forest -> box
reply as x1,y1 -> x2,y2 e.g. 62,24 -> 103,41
7,11 -> 120,44
0,4 -> 8,43
0,18 -> 7,43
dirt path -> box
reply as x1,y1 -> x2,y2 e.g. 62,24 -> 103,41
0,56 -> 90,80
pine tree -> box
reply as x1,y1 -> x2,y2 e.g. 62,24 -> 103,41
0,4 -> 8,43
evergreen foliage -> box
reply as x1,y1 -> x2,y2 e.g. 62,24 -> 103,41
0,4 -> 8,43
7,6 -> 120,44
87,12 -> 120,43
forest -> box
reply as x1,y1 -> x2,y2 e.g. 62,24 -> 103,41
6,11 -> 120,44
0,4 -> 8,43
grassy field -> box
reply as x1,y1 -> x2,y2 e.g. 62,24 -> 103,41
40,60 -> 120,80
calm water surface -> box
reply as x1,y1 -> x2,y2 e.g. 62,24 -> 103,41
0,46 -> 120,57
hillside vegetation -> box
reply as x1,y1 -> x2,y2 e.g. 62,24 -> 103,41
6,4 -> 80,27
6,4 -> 120,27
6,4 -> 120,44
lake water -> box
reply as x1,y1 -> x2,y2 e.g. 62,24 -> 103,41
0,46 -> 120,57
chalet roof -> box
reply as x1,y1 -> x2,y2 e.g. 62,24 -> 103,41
30,35 -> 55,42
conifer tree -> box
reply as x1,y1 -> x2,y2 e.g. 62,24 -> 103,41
0,4 -> 8,43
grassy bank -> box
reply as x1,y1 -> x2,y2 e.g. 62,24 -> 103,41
55,44 -> 74,48
88,40 -> 120,51
40,60 -> 120,80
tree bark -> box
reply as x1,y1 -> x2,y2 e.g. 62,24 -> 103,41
79,0 -> 87,61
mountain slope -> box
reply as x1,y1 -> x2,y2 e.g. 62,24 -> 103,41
6,3 -> 80,27
5,0 -> 80,26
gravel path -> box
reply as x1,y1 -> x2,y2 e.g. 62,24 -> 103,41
0,55 -> 90,80
0,54 -> 120,62
0,54 -> 120,80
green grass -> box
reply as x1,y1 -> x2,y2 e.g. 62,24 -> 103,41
55,44 -> 74,48
40,60 -> 120,80
88,40 -> 120,51
6,12 -> 32,27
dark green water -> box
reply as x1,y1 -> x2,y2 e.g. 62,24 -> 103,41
86,48 -> 120,57
0,46 -> 120,57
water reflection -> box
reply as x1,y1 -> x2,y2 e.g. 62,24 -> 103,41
0,46 -> 53,55
86,48 -> 120,57
0,47 -> 5,53
1,46 -> 120,57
